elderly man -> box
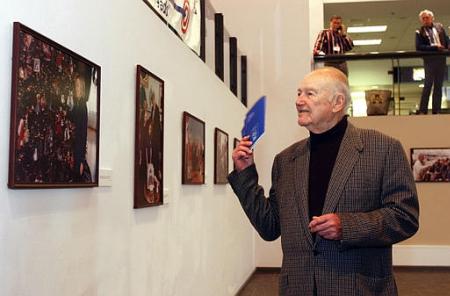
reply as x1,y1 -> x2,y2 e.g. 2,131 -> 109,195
415,9 -> 449,114
228,67 -> 419,295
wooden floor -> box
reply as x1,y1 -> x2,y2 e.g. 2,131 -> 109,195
237,267 -> 450,296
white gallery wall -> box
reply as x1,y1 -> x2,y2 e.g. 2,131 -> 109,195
0,1 -> 254,295
209,0 -> 313,268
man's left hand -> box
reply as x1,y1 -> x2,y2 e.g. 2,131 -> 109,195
309,214 -> 342,240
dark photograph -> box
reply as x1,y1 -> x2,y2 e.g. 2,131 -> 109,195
214,128 -> 228,184
8,22 -> 100,188
411,148 -> 450,182
134,65 -> 164,208
182,112 -> 205,184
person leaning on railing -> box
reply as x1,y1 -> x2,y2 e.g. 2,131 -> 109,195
415,9 -> 450,115
313,15 -> 354,77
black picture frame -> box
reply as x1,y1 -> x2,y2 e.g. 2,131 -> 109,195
134,65 -> 164,208
8,22 -> 101,188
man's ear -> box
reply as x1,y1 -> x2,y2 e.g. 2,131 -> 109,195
332,93 -> 346,113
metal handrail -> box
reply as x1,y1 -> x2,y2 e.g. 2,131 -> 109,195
313,50 -> 450,62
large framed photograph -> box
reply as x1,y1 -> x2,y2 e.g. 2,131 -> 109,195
214,128 -> 228,184
182,112 -> 205,184
134,65 -> 164,208
411,148 -> 450,182
8,22 -> 101,188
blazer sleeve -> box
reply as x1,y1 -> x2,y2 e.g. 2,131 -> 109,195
339,139 -> 419,248
228,160 -> 281,241
313,30 -> 326,54
342,35 -> 354,52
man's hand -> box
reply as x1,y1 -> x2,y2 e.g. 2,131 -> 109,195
232,136 -> 254,172
339,24 -> 347,36
309,214 -> 342,240
437,44 -> 446,51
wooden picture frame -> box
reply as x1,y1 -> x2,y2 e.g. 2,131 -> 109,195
8,22 -> 101,188
214,128 -> 228,184
233,137 -> 239,171
134,65 -> 164,208
411,148 -> 450,182
182,112 -> 205,184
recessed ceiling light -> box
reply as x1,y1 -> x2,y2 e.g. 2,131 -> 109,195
347,25 -> 387,33
353,39 -> 382,46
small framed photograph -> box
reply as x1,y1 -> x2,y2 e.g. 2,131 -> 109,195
233,137 -> 239,170
214,128 -> 229,184
8,22 -> 101,188
182,112 -> 205,184
411,148 -> 450,182
134,65 -> 164,208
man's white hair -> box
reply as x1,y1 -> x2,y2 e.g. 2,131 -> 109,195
419,9 -> 434,19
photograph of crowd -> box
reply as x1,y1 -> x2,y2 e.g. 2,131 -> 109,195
411,148 -> 450,182
134,65 -> 164,208
8,23 -> 100,188
214,128 -> 228,184
182,112 -> 205,184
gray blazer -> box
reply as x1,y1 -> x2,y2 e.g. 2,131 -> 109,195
228,123 -> 419,296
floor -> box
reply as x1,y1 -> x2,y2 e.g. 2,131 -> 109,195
237,267 -> 450,296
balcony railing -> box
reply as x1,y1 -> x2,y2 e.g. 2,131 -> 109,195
314,51 -> 450,116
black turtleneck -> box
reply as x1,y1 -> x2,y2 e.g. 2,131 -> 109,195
308,116 -> 348,220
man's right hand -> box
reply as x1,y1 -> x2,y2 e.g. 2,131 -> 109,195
232,136 -> 254,172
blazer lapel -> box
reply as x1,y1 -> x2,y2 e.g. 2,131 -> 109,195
322,123 -> 364,214
292,140 -> 314,247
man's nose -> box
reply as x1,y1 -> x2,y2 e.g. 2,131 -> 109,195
296,95 -> 306,106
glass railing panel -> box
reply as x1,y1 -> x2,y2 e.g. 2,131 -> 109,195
346,58 -> 394,117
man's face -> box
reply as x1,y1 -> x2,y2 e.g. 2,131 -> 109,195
420,14 -> 433,27
296,74 -> 337,133
330,18 -> 342,31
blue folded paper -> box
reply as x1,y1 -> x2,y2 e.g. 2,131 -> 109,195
241,96 -> 266,148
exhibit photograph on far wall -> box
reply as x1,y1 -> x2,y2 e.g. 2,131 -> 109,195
214,128 -> 228,184
182,112 -> 205,184
134,65 -> 164,208
143,0 -> 203,56
411,148 -> 450,182
8,22 -> 101,188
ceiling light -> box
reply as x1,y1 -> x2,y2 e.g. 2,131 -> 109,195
347,25 -> 387,33
353,39 -> 382,46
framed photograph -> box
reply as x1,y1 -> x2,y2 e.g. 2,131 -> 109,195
182,112 -> 205,184
233,137 -> 239,171
8,22 -> 101,188
134,65 -> 164,208
142,0 -> 205,59
214,128 -> 228,184
411,148 -> 450,182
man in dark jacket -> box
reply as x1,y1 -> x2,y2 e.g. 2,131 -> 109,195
229,67 -> 419,295
415,9 -> 449,114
